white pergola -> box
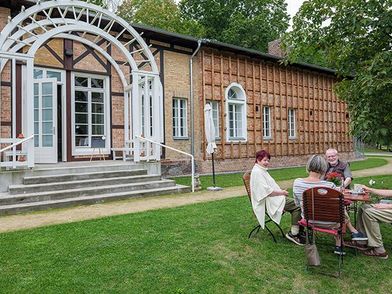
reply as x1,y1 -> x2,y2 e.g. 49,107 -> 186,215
0,0 -> 163,167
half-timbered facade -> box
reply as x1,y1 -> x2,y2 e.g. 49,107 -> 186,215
0,0 -> 355,176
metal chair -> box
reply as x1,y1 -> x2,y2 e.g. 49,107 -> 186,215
242,171 -> 285,242
298,186 -> 346,277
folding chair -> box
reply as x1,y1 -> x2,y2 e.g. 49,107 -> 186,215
242,171 -> 285,242
298,187 -> 346,277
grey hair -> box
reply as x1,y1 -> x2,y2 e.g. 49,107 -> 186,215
306,155 -> 328,175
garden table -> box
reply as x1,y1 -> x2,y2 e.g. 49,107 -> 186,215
343,189 -> 371,226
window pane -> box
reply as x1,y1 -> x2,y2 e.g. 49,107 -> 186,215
92,103 -> 104,113
42,109 -> 52,121
75,76 -> 88,87
75,91 -> 88,102
34,69 -> 43,79
75,124 -> 88,135
42,96 -> 52,108
76,136 -> 89,146
228,89 -> 237,99
92,114 -> 104,124
92,124 -> 104,135
34,122 -> 39,134
42,122 -> 53,134
34,83 -> 39,95
34,109 -> 39,121
47,71 -> 61,81
91,78 -> 104,88
42,135 -> 53,147
92,92 -> 104,103
34,96 -> 39,108
42,83 -> 52,95
75,102 -> 88,113
75,114 -> 88,123
34,135 -> 39,147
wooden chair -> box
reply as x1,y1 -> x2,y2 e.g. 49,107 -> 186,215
298,187 -> 346,277
242,171 -> 285,242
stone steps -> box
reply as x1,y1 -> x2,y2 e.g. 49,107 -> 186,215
0,185 -> 189,215
0,162 -> 189,215
9,174 -> 160,194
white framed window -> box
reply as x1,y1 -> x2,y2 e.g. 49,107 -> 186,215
172,98 -> 187,138
263,106 -> 272,139
208,100 -> 220,138
71,73 -> 110,154
225,83 -> 247,141
288,108 -> 296,139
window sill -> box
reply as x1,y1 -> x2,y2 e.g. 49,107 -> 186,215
173,137 -> 189,140
227,138 -> 247,143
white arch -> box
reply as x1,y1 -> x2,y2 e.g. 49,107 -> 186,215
0,0 -> 163,165
0,0 -> 158,73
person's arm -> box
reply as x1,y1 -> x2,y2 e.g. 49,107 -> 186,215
373,203 -> 392,209
268,189 -> 289,197
362,185 -> 392,198
343,163 -> 353,188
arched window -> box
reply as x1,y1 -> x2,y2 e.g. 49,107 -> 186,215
225,83 -> 247,141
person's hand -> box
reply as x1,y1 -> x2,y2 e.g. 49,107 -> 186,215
280,190 -> 289,196
362,185 -> 372,193
373,203 -> 392,209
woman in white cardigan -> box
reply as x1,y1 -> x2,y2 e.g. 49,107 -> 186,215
250,150 -> 303,245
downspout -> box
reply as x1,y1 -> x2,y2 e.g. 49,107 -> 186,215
190,39 -> 203,157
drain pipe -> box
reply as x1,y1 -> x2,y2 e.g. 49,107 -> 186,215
190,39 -> 203,158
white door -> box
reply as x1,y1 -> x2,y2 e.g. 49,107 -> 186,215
33,78 -> 57,163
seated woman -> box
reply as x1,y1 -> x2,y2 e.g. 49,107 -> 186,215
250,150 -> 304,245
293,155 -> 367,255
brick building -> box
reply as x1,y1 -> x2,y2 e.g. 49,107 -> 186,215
0,0 -> 354,176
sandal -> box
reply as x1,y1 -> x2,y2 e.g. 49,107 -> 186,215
362,248 -> 389,259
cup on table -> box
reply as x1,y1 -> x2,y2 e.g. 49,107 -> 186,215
353,184 -> 364,193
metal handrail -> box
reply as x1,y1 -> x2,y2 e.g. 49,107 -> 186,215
135,135 -> 195,192
0,135 -> 34,154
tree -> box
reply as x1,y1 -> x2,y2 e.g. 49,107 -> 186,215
118,0 -> 204,37
283,0 -> 392,145
179,0 -> 289,52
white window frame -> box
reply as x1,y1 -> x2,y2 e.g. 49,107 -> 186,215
225,83 -> 247,142
263,106 -> 272,140
71,72 -> 110,155
288,108 -> 296,139
207,100 -> 220,139
172,97 -> 188,139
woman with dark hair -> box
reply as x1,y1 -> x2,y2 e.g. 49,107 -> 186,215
250,150 -> 304,245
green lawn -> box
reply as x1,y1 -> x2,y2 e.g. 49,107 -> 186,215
1,174 -> 392,293
174,157 -> 388,189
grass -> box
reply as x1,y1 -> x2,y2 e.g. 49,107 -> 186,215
364,145 -> 392,153
174,157 -> 388,189
1,174 -> 392,293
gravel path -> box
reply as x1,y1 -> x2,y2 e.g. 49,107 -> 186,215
1,157 -> 391,233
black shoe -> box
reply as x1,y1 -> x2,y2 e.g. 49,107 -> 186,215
333,246 -> 346,256
285,232 -> 305,246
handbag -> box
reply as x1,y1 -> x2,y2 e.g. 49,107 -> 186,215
304,189 -> 320,266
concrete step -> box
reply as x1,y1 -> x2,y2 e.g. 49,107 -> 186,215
29,162 -> 143,176
0,179 -> 177,205
9,174 -> 161,194
23,169 -> 147,184
0,185 -> 190,215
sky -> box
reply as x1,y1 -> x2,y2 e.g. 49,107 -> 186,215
286,0 -> 306,28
